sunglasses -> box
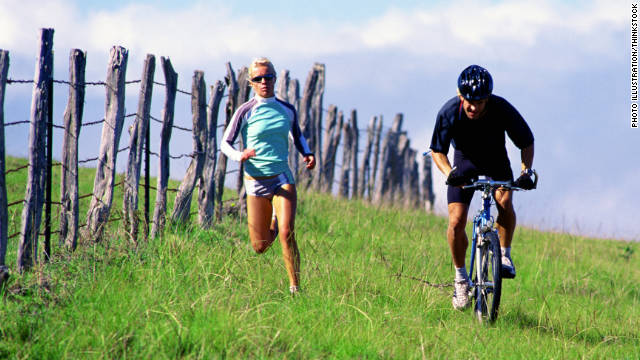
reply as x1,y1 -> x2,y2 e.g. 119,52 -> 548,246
250,74 -> 275,83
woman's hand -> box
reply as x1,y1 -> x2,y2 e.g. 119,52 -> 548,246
241,148 -> 256,162
304,155 -> 316,169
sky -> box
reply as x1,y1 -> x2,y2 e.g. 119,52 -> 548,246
0,0 -> 637,241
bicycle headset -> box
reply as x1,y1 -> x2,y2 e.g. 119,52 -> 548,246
457,65 -> 493,100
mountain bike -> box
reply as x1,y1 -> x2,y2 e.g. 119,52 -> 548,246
463,174 -> 537,323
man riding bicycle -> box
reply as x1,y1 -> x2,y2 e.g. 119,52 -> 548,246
429,65 -> 536,310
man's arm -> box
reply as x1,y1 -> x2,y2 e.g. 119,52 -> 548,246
431,151 -> 453,177
520,143 -> 534,171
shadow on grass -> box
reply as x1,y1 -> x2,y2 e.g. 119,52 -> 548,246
502,308 -> 640,347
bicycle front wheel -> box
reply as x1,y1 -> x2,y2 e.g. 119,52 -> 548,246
474,231 -> 502,323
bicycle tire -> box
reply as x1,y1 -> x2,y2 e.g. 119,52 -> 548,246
474,231 -> 502,323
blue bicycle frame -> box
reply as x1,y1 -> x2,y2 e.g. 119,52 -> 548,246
467,185 -> 495,285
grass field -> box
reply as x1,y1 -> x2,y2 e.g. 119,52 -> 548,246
1,156 -> 639,359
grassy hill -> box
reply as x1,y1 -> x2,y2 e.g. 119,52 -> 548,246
1,156 -> 639,358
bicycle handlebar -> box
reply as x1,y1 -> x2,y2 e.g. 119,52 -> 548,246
462,170 -> 538,191
462,178 -> 520,191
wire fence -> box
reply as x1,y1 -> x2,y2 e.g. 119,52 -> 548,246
0,38 -> 434,277
1,74 -> 243,246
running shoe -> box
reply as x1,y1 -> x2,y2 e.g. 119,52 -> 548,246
501,254 -> 516,279
452,280 -> 470,310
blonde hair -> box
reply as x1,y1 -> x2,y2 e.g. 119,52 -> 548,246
249,57 -> 276,78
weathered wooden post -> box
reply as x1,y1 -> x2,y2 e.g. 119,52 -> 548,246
198,81 -> 225,228
369,115 -> 383,201
150,57 -> 177,238
404,148 -> 420,208
358,116 -> 377,199
235,67 -> 251,217
338,117 -> 352,198
278,69 -> 297,179
277,69 -> 289,101
319,105 -> 341,193
311,63 -> 325,182
394,132 -> 410,203
59,49 -> 86,251
349,109 -> 359,198
171,71 -> 207,224
85,46 -> 128,243
297,67 -> 318,186
18,28 -> 53,271
0,49 -> 10,282
373,113 -> 402,204
421,155 -> 435,212
123,54 -> 155,243
287,78 -> 300,178
214,63 -> 238,220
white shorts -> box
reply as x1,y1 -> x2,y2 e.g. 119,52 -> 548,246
244,171 -> 293,198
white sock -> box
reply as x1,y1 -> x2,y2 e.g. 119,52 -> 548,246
501,247 -> 511,257
455,267 -> 468,282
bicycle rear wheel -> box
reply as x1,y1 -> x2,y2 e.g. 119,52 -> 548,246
473,231 -> 502,323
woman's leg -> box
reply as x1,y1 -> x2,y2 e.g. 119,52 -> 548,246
246,195 -> 277,253
272,184 -> 299,288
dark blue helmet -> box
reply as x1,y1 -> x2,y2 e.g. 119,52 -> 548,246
457,65 -> 493,100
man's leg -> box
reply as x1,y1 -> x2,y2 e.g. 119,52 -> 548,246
447,202 -> 469,268
273,184 -> 300,291
494,189 -> 515,247
495,189 -> 517,278
246,195 -> 276,253
448,202 -> 471,310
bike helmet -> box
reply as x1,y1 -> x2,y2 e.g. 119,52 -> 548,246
457,65 -> 493,100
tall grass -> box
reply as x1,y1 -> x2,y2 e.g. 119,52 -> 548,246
1,157 -> 638,358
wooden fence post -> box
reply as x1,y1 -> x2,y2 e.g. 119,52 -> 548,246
150,57 -> 177,238
311,63 -> 325,183
84,46 -> 128,243
288,78 -> 300,178
358,116 -> 377,199
373,114 -> 403,204
421,155 -> 435,212
319,105 -> 340,193
277,69 -> 289,101
369,115 -> 383,201
214,63 -> 238,221
171,71 -> 207,224
349,109 -> 359,198
297,67 -> 318,186
59,49 -> 86,251
235,67 -> 251,217
18,28 -> 53,271
123,54 -> 155,243
404,148 -> 420,208
394,133 -> 409,203
198,80 -> 225,228
338,116 -> 352,198
0,49 -> 9,281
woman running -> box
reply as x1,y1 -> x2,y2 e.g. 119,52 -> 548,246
220,57 -> 315,294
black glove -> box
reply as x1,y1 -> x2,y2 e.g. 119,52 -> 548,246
446,167 -> 473,187
514,171 -> 535,190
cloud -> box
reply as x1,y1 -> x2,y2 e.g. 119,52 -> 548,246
1,0 -> 625,70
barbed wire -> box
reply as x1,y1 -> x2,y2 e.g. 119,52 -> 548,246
392,273 -> 452,289
4,120 -> 30,127
149,114 -> 192,132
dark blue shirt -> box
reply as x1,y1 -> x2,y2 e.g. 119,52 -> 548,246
430,95 -> 534,168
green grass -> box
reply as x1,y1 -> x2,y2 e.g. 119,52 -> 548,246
1,157 -> 639,359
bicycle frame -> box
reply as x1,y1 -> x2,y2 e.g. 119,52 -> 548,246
467,183 -> 497,287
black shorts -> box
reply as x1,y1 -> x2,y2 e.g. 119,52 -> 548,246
447,150 -> 513,205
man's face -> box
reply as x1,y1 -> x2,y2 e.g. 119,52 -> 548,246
249,65 -> 276,98
459,95 -> 489,120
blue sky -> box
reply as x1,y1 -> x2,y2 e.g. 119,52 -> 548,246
0,0 -> 637,240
